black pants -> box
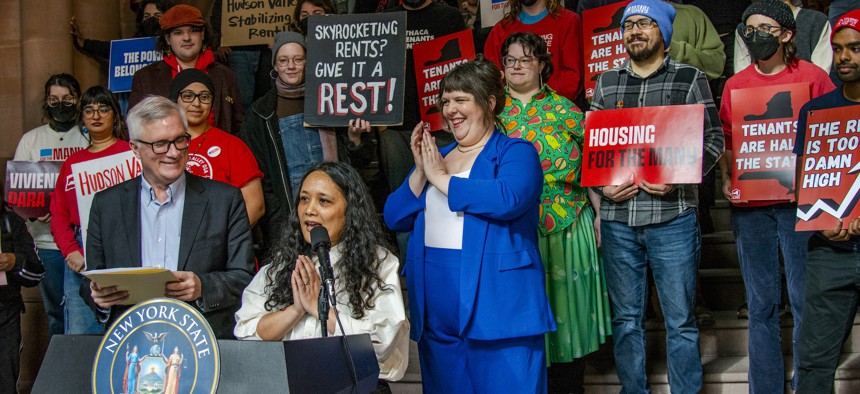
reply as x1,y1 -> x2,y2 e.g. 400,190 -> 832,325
0,308 -> 21,394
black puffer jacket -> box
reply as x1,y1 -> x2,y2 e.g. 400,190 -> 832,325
0,206 -> 44,314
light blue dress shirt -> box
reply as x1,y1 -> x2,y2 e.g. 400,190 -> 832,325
139,174 -> 186,270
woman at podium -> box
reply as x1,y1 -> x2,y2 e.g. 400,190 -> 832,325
234,162 -> 409,391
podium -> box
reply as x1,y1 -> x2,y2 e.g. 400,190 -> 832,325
32,334 -> 380,393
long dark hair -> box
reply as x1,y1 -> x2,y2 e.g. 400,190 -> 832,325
79,86 -> 128,141
264,162 -> 392,319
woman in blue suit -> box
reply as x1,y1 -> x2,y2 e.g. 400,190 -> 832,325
384,58 -> 555,393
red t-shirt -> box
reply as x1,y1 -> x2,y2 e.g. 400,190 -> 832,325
50,140 -> 132,257
185,127 -> 263,188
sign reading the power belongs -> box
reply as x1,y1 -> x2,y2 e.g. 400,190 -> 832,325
109,37 -> 161,93
304,12 -> 407,127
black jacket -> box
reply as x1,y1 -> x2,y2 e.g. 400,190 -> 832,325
239,88 -> 374,254
0,207 -> 44,313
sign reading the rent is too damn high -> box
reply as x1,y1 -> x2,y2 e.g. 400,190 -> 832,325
581,104 -> 704,187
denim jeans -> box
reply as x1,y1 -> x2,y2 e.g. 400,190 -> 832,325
797,245 -> 860,393
37,248 -> 65,337
228,49 -> 261,113
732,205 -> 811,393
278,113 -> 323,195
601,210 -> 702,394
63,266 -> 103,334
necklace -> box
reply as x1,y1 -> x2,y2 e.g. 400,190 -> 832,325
456,143 -> 486,153
190,130 -> 209,158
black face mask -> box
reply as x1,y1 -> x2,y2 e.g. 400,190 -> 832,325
521,0 -> 538,6
48,103 -> 77,123
739,25 -> 781,62
139,17 -> 161,37
298,18 -> 309,36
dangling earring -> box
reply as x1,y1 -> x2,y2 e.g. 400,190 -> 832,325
539,72 -> 544,89
270,69 -> 278,80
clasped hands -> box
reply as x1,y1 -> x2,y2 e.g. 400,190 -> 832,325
90,270 -> 202,309
602,176 -> 674,202
410,121 -> 447,183
288,255 -> 324,319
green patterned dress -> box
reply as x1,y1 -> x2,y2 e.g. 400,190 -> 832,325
501,85 -> 612,362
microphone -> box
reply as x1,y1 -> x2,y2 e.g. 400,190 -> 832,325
310,226 -> 336,307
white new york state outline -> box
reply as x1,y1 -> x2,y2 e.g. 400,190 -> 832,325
797,161 -> 860,221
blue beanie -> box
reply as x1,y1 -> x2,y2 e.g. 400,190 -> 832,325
621,0 -> 676,49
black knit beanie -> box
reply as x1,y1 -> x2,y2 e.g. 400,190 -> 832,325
169,68 -> 215,102
742,0 -> 796,30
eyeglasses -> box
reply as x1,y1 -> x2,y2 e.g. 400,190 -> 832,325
276,57 -> 306,67
82,106 -> 113,118
178,90 -> 213,104
47,96 -> 77,107
623,18 -> 657,31
741,24 -> 783,38
502,56 -> 536,68
135,134 -> 192,154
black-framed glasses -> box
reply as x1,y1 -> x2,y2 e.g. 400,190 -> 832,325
623,18 -> 657,31
741,24 -> 783,38
135,134 -> 192,154
46,96 -> 77,107
502,56 -> 536,68
178,90 -> 213,104
276,57 -> 306,67
82,106 -> 113,118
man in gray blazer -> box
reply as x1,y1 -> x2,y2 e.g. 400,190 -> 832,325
84,96 -> 254,339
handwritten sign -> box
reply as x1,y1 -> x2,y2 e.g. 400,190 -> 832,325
304,12 -> 407,127
582,104 -> 704,186
5,161 -> 62,218
70,151 -> 141,252
583,1 -> 631,100
413,31 -> 475,132
729,83 -> 809,202
108,37 -> 161,93
796,107 -> 860,231
220,0 -> 295,47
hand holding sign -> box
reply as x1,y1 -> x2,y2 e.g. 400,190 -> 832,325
640,180 -> 674,196
602,175 -> 638,202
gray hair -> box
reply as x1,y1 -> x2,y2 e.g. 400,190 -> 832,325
126,95 -> 188,141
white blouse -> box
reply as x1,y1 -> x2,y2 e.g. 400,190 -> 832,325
234,244 -> 410,381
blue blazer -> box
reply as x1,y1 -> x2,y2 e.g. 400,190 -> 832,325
384,130 -> 556,342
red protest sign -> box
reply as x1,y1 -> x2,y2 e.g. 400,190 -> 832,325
5,161 -> 62,218
795,107 -> 860,231
729,83 -> 810,202
582,0 -> 631,100
413,30 -> 476,132
582,104 -> 704,186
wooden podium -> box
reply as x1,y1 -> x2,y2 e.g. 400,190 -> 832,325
32,334 -> 380,393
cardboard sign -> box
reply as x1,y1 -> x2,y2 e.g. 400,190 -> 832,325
582,1 -> 631,100
108,37 -> 161,93
220,0 -> 295,47
70,151 -> 141,253
795,107 -> 860,231
582,104 -> 705,186
4,161 -> 62,218
480,0 -> 509,28
304,12 -> 407,127
729,83 -> 810,202
412,31 -> 476,132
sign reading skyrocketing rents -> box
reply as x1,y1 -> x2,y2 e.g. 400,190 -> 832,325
728,83 -> 809,202
109,37 -> 161,93
4,161 -> 62,218
796,107 -> 860,231
582,1 -> 631,100
304,12 -> 407,127
582,104 -> 704,186
220,0 -> 296,47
